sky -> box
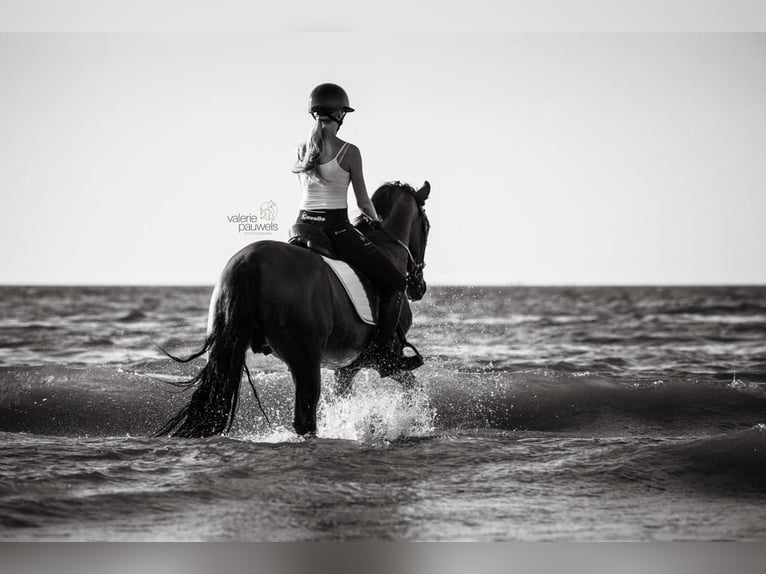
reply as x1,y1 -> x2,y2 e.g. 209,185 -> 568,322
1,32 -> 764,285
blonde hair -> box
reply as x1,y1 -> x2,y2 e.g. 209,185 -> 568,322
293,119 -> 325,179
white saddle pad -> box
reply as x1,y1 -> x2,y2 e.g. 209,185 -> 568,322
321,256 -> 376,325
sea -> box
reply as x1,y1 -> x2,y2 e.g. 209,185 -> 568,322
1,285 -> 765,541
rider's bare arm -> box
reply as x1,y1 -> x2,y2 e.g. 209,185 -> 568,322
343,144 -> 380,221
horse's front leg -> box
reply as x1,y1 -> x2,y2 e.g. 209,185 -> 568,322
334,364 -> 361,398
289,360 -> 322,437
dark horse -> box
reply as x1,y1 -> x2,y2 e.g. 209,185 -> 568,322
157,181 -> 431,438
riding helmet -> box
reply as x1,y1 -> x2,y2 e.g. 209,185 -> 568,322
308,83 -> 355,115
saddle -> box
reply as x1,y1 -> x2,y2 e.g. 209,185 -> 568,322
288,223 -> 335,259
288,223 -> 380,324
288,223 -> 423,371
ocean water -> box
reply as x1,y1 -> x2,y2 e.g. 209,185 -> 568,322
1,285 -> 765,541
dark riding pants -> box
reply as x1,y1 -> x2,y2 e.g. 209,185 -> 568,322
296,209 -> 406,293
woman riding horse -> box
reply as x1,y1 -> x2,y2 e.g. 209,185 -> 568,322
155,86 -> 431,439
292,83 -> 422,377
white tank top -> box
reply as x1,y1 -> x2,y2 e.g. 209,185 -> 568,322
298,142 -> 351,210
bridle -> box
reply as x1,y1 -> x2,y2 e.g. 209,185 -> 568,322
405,192 -> 429,301
381,183 -> 430,301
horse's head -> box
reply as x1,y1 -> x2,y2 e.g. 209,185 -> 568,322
371,180 -> 431,301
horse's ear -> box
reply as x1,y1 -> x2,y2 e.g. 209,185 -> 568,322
414,180 -> 430,204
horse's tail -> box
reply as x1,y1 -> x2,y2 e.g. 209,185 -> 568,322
155,270 -> 258,438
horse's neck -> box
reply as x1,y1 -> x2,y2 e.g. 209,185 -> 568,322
379,197 -> 416,269
382,199 -> 415,244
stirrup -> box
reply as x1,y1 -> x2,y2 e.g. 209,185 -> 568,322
370,342 -> 424,379
396,326 -> 424,363
348,340 -> 423,379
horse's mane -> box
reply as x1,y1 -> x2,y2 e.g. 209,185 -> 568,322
371,181 -> 416,219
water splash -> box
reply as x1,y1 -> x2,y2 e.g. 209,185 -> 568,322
317,370 -> 435,442
727,368 -> 766,397
229,369 -> 435,444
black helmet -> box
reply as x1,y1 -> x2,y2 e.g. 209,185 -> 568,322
308,83 -> 355,116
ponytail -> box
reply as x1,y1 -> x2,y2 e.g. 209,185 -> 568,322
293,119 -> 325,179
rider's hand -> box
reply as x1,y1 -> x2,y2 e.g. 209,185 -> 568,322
355,214 -> 381,230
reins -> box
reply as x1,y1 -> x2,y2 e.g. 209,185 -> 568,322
383,229 -> 417,268
378,185 -> 430,297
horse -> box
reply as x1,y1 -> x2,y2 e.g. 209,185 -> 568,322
156,180 -> 431,438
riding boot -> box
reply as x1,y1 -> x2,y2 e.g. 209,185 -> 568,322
368,291 -> 424,378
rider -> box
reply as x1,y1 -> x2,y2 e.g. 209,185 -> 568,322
292,82 -> 422,377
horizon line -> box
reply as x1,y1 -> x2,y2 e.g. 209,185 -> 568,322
1,282 -> 765,289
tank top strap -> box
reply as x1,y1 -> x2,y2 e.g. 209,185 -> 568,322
335,142 -> 350,165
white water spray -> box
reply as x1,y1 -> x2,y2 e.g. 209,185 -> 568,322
234,368 -> 436,444
317,370 -> 435,442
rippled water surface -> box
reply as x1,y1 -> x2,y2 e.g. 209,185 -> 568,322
1,285 -> 765,540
